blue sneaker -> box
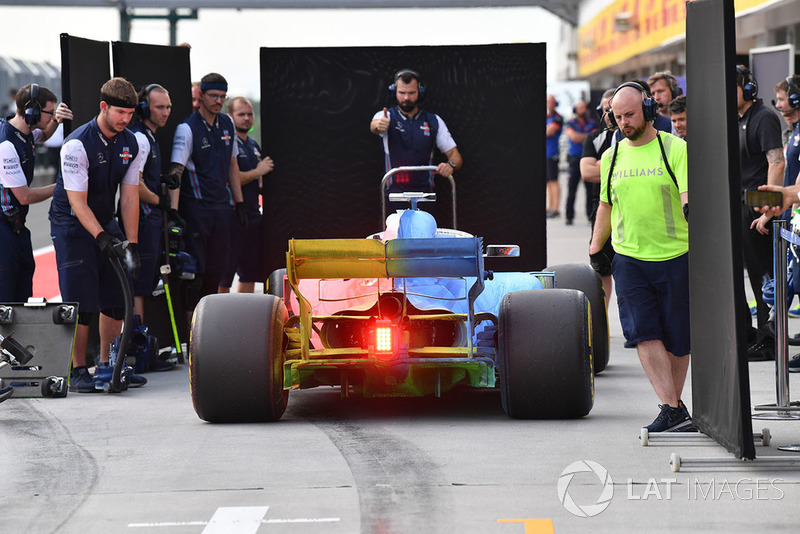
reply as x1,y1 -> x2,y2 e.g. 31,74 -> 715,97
94,363 -> 147,390
789,305 -> 800,318
124,365 -> 147,388
645,404 -> 693,432
68,367 -> 102,393
789,354 -> 800,373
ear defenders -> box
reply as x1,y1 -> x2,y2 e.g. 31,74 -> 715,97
657,72 -> 683,99
607,81 -> 659,129
388,70 -> 426,102
24,84 -> 41,128
786,75 -> 800,110
736,65 -> 758,101
136,83 -> 163,120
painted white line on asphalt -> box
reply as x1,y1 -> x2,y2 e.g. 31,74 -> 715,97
127,506 -> 341,529
203,506 -> 268,534
34,244 -> 55,256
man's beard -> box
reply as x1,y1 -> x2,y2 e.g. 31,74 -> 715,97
236,126 -> 250,134
623,122 -> 647,141
399,101 -> 416,113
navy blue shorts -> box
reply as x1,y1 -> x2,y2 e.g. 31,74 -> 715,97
51,219 -> 126,314
132,212 -> 163,296
0,223 -> 34,302
179,200 -> 230,275
220,210 -> 264,287
613,252 -> 690,356
546,156 -> 560,182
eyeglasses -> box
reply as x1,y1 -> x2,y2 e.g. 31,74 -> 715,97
204,92 -> 228,102
40,109 -> 55,116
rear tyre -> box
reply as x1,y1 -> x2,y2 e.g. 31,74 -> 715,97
190,293 -> 288,422
498,289 -> 593,419
267,268 -> 287,298
547,263 -> 610,373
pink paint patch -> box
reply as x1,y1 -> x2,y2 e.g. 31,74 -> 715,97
32,246 -> 61,300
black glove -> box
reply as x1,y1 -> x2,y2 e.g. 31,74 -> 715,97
96,231 -> 125,259
162,173 -> 180,190
127,242 -> 141,279
156,192 -> 172,211
235,202 -> 248,229
167,208 -> 187,229
683,202 -> 689,222
590,248 -> 613,277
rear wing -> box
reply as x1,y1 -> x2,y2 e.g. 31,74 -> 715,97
287,237 -> 484,280
286,237 -> 486,358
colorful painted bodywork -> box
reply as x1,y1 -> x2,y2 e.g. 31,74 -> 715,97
280,210 -> 549,398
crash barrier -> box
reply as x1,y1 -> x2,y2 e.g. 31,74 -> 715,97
380,167 -> 457,230
0,299 -> 78,398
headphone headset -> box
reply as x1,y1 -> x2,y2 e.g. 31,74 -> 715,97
736,65 -> 758,101
786,75 -> 800,110
136,83 -> 163,120
388,70 -> 426,102
655,72 -> 683,99
24,84 -> 41,128
607,81 -> 659,129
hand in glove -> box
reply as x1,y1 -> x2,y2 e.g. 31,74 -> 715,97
589,247 -> 613,277
96,231 -> 125,259
162,173 -> 180,190
235,202 -> 248,229
127,242 -> 141,279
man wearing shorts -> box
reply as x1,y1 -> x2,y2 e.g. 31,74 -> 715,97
49,77 -> 145,392
589,82 -> 691,432
545,94 -> 563,218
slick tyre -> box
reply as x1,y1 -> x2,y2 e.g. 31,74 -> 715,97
498,289 -> 593,419
547,263 -> 610,373
267,268 -> 287,298
190,293 -> 288,422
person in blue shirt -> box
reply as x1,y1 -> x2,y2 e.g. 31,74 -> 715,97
168,72 -> 246,310
49,77 -> 145,392
371,70 -> 462,220
129,84 -> 175,323
218,96 -> 274,294
564,100 -> 596,225
0,83 -> 71,302
545,94 -> 563,218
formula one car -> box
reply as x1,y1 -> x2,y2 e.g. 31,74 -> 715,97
189,179 -> 608,423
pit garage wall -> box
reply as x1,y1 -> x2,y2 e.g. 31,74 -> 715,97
686,0 -> 755,460
259,43 -> 547,276
112,41 -> 192,174
60,34 -> 111,137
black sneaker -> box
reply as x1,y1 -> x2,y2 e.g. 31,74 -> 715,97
546,209 -> 560,219
645,404 -> 693,432
789,354 -> 800,373
676,400 -> 698,432
68,367 -> 102,393
747,340 -> 774,361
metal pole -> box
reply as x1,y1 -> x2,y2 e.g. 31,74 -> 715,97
773,219 -> 790,408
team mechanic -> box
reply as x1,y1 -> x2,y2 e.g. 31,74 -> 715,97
167,73 -> 246,309
370,69 -> 462,219
127,83 -> 180,372
218,96 -> 274,294
589,82 -> 692,433
49,77 -> 145,393
0,83 -> 72,301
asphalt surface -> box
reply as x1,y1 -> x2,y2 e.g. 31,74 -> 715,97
3,183 -> 800,533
